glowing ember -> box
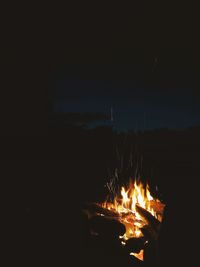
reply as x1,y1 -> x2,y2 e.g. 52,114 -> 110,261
130,250 -> 144,261
101,179 -> 165,261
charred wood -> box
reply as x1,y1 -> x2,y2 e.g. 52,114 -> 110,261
135,204 -> 160,232
83,202 -> 119,218
89,215 -> 126,238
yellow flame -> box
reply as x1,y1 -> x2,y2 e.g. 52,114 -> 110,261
121,187 -> 130,207
102,179 -> 165,242
130,250 -> 144,261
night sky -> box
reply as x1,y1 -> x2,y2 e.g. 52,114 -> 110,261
47,3 -> 199,133
52,70 -> 200,131
3,1 -> 199,136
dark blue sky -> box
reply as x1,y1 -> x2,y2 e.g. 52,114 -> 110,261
53,79 -> 200,131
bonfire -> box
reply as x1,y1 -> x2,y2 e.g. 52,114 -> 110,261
83,179 -> 165,261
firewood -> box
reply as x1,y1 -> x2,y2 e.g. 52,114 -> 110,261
83,202 -> 120,218
141,224 -> 158,241
89,215 -> 126,238
148,200 -> 165,215
135,204 -> 160,232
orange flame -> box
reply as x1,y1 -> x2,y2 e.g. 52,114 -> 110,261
101,179 -> 165,261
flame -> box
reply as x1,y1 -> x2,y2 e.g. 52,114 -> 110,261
101,179 -> 165,261
130,250 -> 144,261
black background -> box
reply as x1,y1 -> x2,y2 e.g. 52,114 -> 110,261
2,2 -> 200,266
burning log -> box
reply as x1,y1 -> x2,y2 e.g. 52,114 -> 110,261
148,200 -> 165,214
135,204 -> 160,232
141,224 -> 158,241
83,202 -> 120,219
148,200 -> 165,221
89,215 -> 126,238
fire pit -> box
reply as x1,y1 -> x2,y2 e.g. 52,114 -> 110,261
83,179 -> 165,263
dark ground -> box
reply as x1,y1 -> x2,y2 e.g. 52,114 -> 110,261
2,125 -> 200,266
